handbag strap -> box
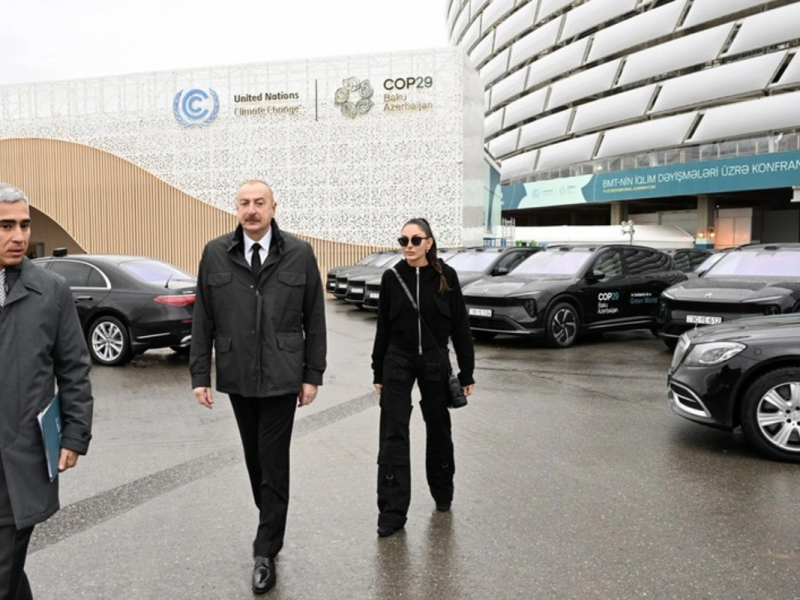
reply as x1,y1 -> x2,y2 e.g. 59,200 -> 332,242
390,267 -> 455,377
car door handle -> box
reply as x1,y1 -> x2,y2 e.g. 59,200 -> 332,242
75,296 -> 94,302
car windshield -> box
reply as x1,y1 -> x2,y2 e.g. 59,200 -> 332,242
446,251 -> 499,272
512,250 -> 593,276
372,253 -> 399,268
704,250 -> 800,277
121,260 -> 195,283
695,252 -> 726,272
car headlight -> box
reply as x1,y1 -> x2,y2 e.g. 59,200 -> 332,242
682,342 -> 746,367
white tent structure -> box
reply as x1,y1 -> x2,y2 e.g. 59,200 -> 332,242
514,224 -> 696,249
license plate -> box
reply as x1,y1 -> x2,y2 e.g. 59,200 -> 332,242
687,315 -> 722,325
350,288 -> 363,294
469,308 -> 493,317
337,283 -> 347,289
369,292 -> 379,299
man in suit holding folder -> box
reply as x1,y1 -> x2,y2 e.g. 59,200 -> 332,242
0,184 -> 94,600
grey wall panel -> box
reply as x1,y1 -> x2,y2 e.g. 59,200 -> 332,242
537,133 -> 600,171
471,33 -> 496,68
480,48 -> 510,84
724,4 -> 800,56
652,53 -> 785,113
452,4 -> 472,43
519,110 -> 572,148
571,84 -> 655,133
503,87 -> 550,128
509,16 -> 563,69
617,24 -> 732,87
481,0 -> 516,33
488,128 -> 520,156
485,110 -> 504,138
597,113 -> 697,158
560,0 -> 638,42
495,2 -> 539,49
490,68 -> 529,108
500,148 -> 539,180
526,38 -> 589,91
776,53 -> 800,88
690,91 -> 800,143
682,0 -> 773,29
587,1 -> 684,62
538,0 -> 575,22
462,18 -> 483,52
547,60 -> 621,110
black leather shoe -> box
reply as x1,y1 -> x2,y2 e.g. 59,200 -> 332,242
377,524 -> 404,537
436,502 -> 451,512
252,556 -> 276,595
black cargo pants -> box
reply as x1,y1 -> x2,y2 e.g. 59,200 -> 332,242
377,345 -> 455,529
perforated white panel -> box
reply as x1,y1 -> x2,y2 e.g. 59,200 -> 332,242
0,49 -> 483,247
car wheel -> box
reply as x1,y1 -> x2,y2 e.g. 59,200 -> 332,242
545,302 -> 580,348
88,316 -> 133,366
662,338 -> 678,350
740,367 -> 800,463
473,331 -> 496,343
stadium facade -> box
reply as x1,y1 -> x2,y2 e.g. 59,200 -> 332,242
0,48 -> 485,274
448,0 -> 800,247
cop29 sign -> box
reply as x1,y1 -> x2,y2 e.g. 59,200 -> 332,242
173,88 -> 220,128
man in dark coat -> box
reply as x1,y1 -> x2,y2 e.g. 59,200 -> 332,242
0,184 -> 94,600
190,179 -> 326,595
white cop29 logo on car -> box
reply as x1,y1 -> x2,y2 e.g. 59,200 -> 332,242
334,77 -> 374,119
173,88 -> 220,128
598,292 -> 620,302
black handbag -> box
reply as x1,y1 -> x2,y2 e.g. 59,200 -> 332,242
391,268 -> 468,409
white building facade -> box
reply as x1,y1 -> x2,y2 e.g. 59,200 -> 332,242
448,0 -> 800,245
0,48 -> 485,248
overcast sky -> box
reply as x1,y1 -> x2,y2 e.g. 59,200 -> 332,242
0,0 -> 451,85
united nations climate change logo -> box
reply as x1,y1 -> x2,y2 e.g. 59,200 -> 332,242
334,77 -> 374,119
173,88 -> 220,128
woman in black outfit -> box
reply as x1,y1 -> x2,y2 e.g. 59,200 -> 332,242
371,218 -> 475,537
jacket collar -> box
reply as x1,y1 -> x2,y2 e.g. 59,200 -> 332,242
4,258 -> 44,307
227,219 -> 284,254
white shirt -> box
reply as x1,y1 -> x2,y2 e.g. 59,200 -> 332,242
244,228 -> 272,268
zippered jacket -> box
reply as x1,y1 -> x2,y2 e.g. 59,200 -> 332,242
190,220 -> 327,397
371,258 -> 475,386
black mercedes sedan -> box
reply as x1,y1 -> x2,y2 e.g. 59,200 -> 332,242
33,255 -> 196,366
462,244 -> 686,347
668,314 -> 800,463
657,244 -> 800,349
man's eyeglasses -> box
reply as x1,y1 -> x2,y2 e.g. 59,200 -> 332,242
397,236 -> 429,247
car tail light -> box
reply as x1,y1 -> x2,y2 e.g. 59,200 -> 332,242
154,294 -> 196,308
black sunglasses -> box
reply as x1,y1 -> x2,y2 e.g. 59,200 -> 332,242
397,235 -> 429,247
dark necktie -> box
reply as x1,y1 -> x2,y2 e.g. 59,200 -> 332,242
251,243 -> 262,278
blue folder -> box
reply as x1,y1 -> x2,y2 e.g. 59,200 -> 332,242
37,395 -> 62,482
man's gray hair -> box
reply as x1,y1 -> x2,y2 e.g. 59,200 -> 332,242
0,183 -> 29,206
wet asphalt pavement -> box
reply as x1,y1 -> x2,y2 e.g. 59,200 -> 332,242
25,298 -> 800,599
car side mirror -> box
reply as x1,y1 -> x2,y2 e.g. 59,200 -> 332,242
588,270 -> 606,281
491,267 -> 509,276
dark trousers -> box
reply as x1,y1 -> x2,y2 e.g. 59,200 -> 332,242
377,347 -> 455,529
0,525 -> 33,600
229,393 -> 297,559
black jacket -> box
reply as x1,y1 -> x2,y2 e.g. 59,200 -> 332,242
190,220 -> 327,397
371,259 -> 475,386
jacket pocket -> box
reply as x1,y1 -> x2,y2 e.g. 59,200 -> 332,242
277,271 -> 306,309
215,336 -> 232,352
276,332 -> 304,352
207,272 -> 233,312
